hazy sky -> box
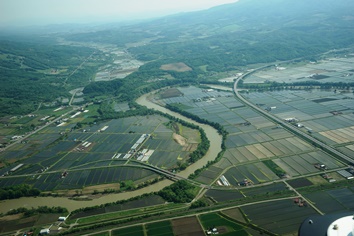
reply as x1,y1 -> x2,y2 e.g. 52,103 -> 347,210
0,0 -> 237,26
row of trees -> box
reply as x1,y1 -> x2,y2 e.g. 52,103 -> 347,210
163,97 -> 229,180
5,206 -> 67,217
70,193 -> 155,215
0,184 -> 40,200
165,103 -> 228,137
239,80 -> 354,91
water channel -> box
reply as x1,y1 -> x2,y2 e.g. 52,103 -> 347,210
0,91 -> 222,213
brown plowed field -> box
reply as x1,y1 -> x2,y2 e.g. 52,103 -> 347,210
160,62 -> 192,72
171,216 -> 205,236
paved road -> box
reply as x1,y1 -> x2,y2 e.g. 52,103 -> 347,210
233,67 -> 354,166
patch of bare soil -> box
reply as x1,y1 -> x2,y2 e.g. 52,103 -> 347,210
183,143 -> 198,152
222,208 -> 247,223
159,88 -> 183,99
61,183 -> 120,198
160,62 -> 192,72
83,183 -> 120,193
171,216 -> 205,236
0,213 -> 23,221
173,133 -> 187,146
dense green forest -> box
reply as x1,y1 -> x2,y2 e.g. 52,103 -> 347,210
0,184 -> 40,200
158,180 -> 198,203
0,40 -> 107,116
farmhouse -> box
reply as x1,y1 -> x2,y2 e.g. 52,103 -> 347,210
314,163 -> 327,170
39,228 -> 50,235
11,135 -> 23,140
58,216 -> 66,221
206,227 -> 219,235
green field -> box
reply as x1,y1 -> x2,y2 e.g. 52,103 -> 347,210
146,220 -> 174,236
199,212 -> 249,236
91,232 -> 110,236
112,225 -> 144,236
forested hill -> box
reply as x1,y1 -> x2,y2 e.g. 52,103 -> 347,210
0,40 -> 105,116
67,0 -> 354,72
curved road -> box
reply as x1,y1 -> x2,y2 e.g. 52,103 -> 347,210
233,67 -> 354,165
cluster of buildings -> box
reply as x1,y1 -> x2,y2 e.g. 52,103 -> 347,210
239,179 -> 252,186
131,134 -> 149,151
111,153 -> 122,159
137,149 -> 154,162
294,197 -> 308,207
110,134 -> 151,161
206,227 -> 219,235
74,141 -> 92,152
38,216 -> 68,235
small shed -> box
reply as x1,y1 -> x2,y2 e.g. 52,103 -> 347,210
58,216 -> 66,221
39,228 -> 50,235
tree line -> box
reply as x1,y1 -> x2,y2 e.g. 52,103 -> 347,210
0,184 -> 40,200
5,206 -> 67,217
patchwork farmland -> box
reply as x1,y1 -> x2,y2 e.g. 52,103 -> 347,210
2,55 -> 354,236
0,115 -> 200,192
158,86 -> 350,187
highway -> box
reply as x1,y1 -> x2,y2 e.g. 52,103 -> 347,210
233,66 -> 354,166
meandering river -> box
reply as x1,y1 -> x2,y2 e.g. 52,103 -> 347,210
0,92 -> 222,213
